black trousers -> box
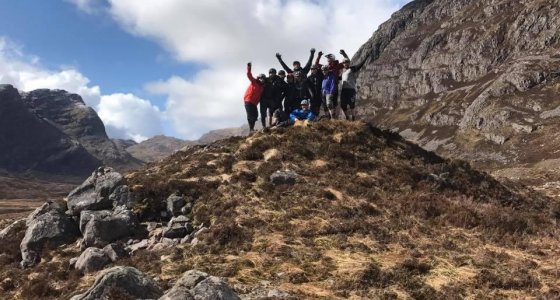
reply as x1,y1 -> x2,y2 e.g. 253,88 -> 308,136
244,103 -> 258,130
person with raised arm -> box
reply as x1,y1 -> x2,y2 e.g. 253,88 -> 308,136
243,62 -> 265,133
275,48 -> 316,76
339,49 -> 368,121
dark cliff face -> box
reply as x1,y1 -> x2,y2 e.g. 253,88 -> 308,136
353,0 -> 560,169
0,85 -> 100,176
21,89 -> 142,170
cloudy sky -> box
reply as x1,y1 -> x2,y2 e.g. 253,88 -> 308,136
0,0 -> 409,141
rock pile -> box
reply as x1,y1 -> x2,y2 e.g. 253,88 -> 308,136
15,167 -> 139,268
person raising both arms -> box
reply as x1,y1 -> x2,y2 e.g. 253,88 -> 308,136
339,49 -> 368,121
275,48 -> 316,76
243,62 -> 265,133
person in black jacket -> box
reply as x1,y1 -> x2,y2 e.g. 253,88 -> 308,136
293,71 -> 314,110
307,64 -> 324,116
260,68 -> 286,128
284,73 -> 298,114
275,48 -> 315,76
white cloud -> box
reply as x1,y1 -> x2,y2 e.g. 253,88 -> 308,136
98,0 -> 406,139
65,0 -> 103,14
0,36 -> 163,142
98,93 -> 163,142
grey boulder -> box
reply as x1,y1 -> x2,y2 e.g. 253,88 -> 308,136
102,243 -> 128,262
163,216 -> 194,239
270,170 -> 298,185
67,167 -> 124,215
81,208 -> 139,249
75,247 -> 111,274
71,266 -> 163,300
167,194 -> 186,217
159,270 -> 240,300
21,204 -> 79,267
0,218 -> 26,241
109,185 -> 132,209
79,210 -> 112,234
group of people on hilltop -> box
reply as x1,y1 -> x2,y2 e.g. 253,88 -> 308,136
243,48 -> 367,132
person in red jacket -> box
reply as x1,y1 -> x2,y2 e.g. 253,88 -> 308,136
243,62 -> 265,132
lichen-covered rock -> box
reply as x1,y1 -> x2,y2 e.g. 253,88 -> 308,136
109,185 -> 132,209
75,247 -> 111,274
79,210 -> 112,234
67,167 -> 124,216
167,194 -> 186,217
270,170 -> 298,185
20,204 -> 79,267
81,208 -> 139,248
102,243 -> 128,262
70,266 -> 163,300
0,218 -> 26,241
159,270 -> 240,300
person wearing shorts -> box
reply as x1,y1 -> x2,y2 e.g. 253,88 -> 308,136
339,49 -> 368,120
321,65 -> 338,119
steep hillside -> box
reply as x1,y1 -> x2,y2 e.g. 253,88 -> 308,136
353,0 -> 560,171
22,89 -> 142,170
127,135 -> 196,162
0,85 -> 100,176
122,121 -> 558,299
0,121 -> 558,299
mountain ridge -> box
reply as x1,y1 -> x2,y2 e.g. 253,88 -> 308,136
352,0 -> 560,172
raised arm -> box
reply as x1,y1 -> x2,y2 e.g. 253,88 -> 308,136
315,51 -> 323,66
302,48 -> 315,74
275,53 -> 293,73
247,62 -> 258,84
340,49 -> 367,72
351,55 -> 369,72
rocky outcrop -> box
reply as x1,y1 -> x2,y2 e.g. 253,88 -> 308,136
21,89 -> 142,170
159,270 -> 240,300
81,207 -> 139,249
70,266 -> 163,300
352,0 -> 560,169
0,84 -> 100,176
67,167 -> 124,215
20,202 -> 80,267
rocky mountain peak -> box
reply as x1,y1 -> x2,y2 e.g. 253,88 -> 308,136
353,0 -> 560,170
0,85 -> 141,176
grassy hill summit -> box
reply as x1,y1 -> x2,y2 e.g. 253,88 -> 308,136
0,121 -> 558,299
125,121 -> 559,299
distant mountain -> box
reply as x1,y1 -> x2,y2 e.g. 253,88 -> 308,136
0,84 -> 141,177
112,139 -> 137,152
126,135 -> 197,162
0,85 -> 100,176
21,89 -> 142,170
197,123 -> 262,145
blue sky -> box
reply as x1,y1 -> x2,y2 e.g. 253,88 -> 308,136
0,0 -> 190,108
0,0 -> 409,141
